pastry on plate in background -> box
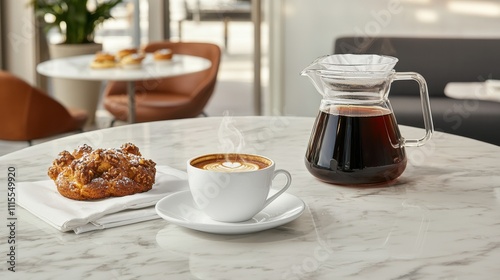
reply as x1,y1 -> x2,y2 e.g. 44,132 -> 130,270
120,53 -> 145,69
90,52 -> 116,69
116,48 -> 138,61
153,48 -> 174,64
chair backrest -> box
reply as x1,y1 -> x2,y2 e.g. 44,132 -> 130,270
334,37 -> 500,97
142,41 -> 221,112
0,71 -> 80,141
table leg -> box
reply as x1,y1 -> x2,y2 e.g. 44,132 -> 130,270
127,81 -> 136,123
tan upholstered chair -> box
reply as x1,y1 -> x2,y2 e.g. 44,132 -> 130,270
103,41 -> 221,123
0,71 -> 88,144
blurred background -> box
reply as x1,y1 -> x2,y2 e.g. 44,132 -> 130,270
2,0 -> 500,154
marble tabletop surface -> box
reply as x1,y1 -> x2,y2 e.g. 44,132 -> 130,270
1,116 -> 499,279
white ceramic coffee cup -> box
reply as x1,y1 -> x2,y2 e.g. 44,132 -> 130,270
187,153 -> 292,222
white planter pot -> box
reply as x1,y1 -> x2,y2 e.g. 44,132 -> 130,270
49,43 -> 103,125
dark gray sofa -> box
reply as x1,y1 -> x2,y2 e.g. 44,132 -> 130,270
334,37 -> 500,146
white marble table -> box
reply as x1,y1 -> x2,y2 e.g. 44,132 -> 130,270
37,54 -> 211,123
1,116 -> 500,279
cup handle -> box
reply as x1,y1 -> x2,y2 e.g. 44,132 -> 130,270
263,169 -> 292,208
393,72 -> 434,147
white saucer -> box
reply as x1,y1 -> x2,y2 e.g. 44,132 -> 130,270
155,190 -> 305,234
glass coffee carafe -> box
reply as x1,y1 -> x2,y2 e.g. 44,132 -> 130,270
302,54 -> 433,185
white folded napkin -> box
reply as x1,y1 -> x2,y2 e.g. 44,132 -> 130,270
73,207 -> 160,234
17,165 -> 188,234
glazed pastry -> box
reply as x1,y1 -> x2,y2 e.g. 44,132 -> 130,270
116,48 -> 138,61
90,52 -> 116,69
153,48 -> 173,61
120,53 -> 145,69
47,143 -> 156,200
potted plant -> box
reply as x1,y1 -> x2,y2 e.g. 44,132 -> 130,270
31,0 -> 124,125
32,0 -> 123,45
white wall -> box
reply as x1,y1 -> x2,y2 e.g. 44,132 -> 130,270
148,0 -> 165,42
278,0 -> 500,117
3,0 -> 37,84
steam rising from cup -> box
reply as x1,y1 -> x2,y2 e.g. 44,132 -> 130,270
218,111 -> 248,169
218,111 -> 245,152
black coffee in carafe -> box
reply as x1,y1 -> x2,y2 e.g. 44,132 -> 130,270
305,105 -> 407,185
301,54 -> 434,185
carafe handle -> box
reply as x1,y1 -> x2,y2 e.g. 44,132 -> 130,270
393,72 -> 434,147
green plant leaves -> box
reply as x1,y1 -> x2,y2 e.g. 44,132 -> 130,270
31,0 -> 124,44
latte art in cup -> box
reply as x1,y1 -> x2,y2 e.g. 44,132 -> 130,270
191,153 -> 271,172
202,161 -> 260,172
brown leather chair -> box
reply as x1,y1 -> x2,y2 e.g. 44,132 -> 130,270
0,71 -> 88,144
103,41 -> 221,123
